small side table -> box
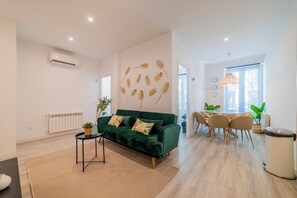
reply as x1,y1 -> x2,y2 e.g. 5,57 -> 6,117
75,132 -> 105,172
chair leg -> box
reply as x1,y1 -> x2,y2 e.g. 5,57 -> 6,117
247,130 -> 255,148
210,127 -> 213,143
244,130 -> 249,141
241,130 -> 243,142
223,128 -> 227,142
195,123 -> 200,133
151,157 -> 156,169
235,130 -> 237,146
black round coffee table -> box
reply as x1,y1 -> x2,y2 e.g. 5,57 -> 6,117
75,132 -> 105,172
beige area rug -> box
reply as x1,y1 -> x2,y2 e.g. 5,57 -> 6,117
26,143 -> 178,198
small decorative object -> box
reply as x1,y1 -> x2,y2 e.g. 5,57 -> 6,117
204,102 -> 220,112
154,72 -> 163,81
126,78 -> 131,88
212,77 -> 218,83
145,75 -> 151,85
156,60 -> 169,79
131,89 -> 137,96
149,88 -> 157,96
82,122 -> 93,135
96,96 -> 112,119
250,102 -> 266,134
139,90 -> 144,110
0,173 -> 12,191
211,91 -> 218,97
212,84 -> 218,90
136,74 -> 141,83
155,82 -> 169,104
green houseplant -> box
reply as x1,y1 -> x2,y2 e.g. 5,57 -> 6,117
82,122 -> 93,136
96,97 -> 112,119
250,102 -> 265,133
204,102 -> 221,112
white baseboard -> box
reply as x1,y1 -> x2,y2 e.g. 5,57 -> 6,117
0,151 -> 17,161
16,129 -> 80,144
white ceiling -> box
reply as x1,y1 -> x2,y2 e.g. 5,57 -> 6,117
0,0 -> 295,62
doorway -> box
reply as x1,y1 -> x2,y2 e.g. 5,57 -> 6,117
178,65 -> 189,134
100,76 -> 112,115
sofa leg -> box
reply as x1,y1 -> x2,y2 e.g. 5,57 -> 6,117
167,152 -> 170,156
151,157 -> 156,169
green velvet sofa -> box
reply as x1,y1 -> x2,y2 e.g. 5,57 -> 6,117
97,109 -> 181,168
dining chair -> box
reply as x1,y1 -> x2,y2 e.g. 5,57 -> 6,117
208,115 -> 229,143
195,112 -> 209,134
228,115 -> 254,148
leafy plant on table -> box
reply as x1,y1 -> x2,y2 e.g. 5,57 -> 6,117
204,102 -> 221,111
250,102 -> 265,125
82,122 -> 93,129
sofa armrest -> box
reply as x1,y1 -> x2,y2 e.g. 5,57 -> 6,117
159,124 -> 181,154
97,116 -> 112,133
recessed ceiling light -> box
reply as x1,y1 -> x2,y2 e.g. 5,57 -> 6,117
224,37 -> 229,42
87,17 -> 94,22
68,36 -> 74,41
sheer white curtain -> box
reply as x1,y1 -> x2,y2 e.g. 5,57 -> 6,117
224,63 -> 263,113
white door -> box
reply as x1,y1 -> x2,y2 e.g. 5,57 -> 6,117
178,65 -> 189,134
100,76 -> 112,115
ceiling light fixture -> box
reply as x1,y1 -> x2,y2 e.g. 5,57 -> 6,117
87,17 -> 94,22
224,37 -> 229,42
68,36 -> 74,41
220,73 -> 239,86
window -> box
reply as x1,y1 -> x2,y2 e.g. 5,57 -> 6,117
224,63 -> 263,113
100,76 -> 112,115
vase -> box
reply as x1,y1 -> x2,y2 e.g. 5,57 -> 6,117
84,128 -> 92,136
0,174 -> 12,191
253,124 -> 263,134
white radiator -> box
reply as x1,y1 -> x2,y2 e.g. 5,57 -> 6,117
48,112 -> 83,133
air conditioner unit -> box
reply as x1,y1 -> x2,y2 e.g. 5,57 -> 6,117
49,51 -> 80,67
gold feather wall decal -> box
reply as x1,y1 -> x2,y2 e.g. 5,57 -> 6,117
156,82 -> 169,104
134,63 -> 148,69
121,66 -> 130,83
154,72 -> 163,81
145,75 -> 151,85
136,74 -> 141,83
131,89 -> 137,96
156,60 -> 169,79
149,88 -> 157,96
139,90 -> 144,110
126,79 -> 130,88
120,87 -> 128,102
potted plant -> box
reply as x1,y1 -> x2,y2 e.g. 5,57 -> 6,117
250,102 -> 265,134
82,122 -> 93,136
96,97 -> 112,119
204,102 -> 221,113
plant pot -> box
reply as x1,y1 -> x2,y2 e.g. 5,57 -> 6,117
253,124 -> 263,134
84,128 -> 92,136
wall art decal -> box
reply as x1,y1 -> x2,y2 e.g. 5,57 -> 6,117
131,89 -> 137,96
126,78 -> 131,87
154,72 -> 163,82
156,60 -> 168,79
145,75 -> 151,85
121,66 -> 130,83
139,90 -> 144,109
136,74 -> 141,83
156,82 -> 169,104
134,63 -> 148,69
120,87 -> 128,102
149,88 -> 157,96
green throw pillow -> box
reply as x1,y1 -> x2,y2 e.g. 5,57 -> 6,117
108,115 -> 124,127
132,119 -> 154,135
118,115 -> 131,126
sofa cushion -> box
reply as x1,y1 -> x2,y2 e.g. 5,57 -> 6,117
118,115 -> 131,127
108,115 -> 124,127
139,111 -> 177,125
132,119 -> 154,135
103,125 -> 129,141
132,135 -> 163,157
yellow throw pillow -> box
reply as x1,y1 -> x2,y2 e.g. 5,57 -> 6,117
132,119 -> 154,135
108,115 -> 124,127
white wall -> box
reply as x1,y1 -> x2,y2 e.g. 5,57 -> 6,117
172,33 -> 204,137
264,3 -> 297,169
118,33 -> 172,112
0,16 -> 17,159
17,39 -> 100,142
204,55 -> 265,110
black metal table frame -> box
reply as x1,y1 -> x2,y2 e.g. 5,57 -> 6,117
75,132 -> 105,172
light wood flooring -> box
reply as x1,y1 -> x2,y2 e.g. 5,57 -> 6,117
16,128 -> 297,198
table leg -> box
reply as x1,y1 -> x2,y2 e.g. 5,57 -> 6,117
82,140 -> 85,172
76,138 -> 78,164
103,136 -> 105,163
95,138 -> 97,157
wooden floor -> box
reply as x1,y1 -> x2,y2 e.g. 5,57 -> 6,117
16,128 -> 297,198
